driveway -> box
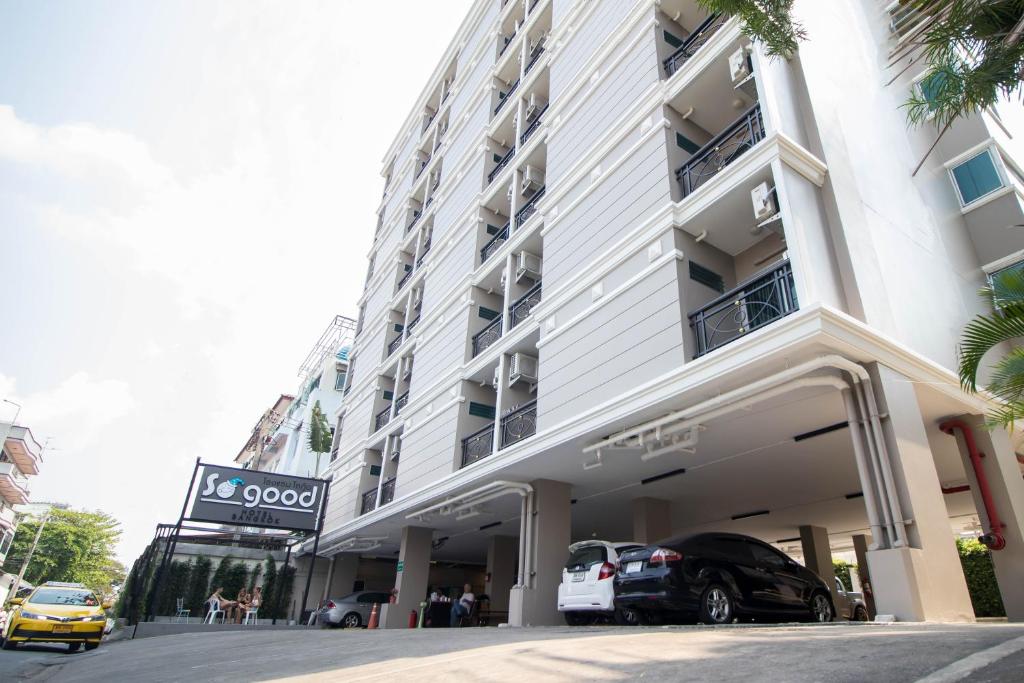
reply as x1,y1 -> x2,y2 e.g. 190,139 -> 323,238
6,623 -> 1024,682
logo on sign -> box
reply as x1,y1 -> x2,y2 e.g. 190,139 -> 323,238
199,472 -> 319,514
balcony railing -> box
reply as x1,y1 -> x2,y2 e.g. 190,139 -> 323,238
406,314 -> 421,334
461,423 -> 495,468
676,104 -> 765,198
689,260 -> 797,357
387,334 -> 403,356
397,268 -> 413,290
663,13 -> 727,77
525,43 -> 546,74
394,391 -> 409,417
515,185 -> 545,227
417,237 -> 432,266
500,400 -> 537,449
472,317 -> 503,357
495,79 -> 520,115
406,210 -> 422,233
499,32 -> 516,57
480,222 -> 510,264
360,489 -> 377,515
520,104 -> 548,145
380,477 -> 396,505
488,146 -> 516,185
415,156 -> 430,179
374,406 -> 392,431
509,281 -> 542,328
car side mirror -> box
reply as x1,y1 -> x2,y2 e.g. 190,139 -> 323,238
9,597 -> 23,606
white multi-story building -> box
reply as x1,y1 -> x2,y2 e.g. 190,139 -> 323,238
0,422 -> 43,567
307,0 -> 1024,627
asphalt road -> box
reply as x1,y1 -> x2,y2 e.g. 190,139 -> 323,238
3,623 -> 1024,682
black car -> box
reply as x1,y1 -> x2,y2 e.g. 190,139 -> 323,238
614,532 -> 834,625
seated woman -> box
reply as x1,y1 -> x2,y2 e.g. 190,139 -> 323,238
207,587 -> 237,621
234,589 -> 250,623
449,583 -> 476,627
250,586 -> 263,612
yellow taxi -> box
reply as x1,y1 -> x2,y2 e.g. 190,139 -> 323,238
2,582 -> 111,652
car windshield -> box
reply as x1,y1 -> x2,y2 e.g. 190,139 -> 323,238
565,544 -> 606,571
30,588 -> 99,606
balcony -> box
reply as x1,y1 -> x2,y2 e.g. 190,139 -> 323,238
499,32 -> 517,58
394,391 -> 409,417
500,400 -> 537,449
525,42 -> 546,75
407,210 -> 422,233
515,186 -> 545,227
663,13 -> 728,77
489,146 -> 516,185
520,104 -> 548,145
0,504 -> 15,531
480,222 -> 510,264
472,317 -> 503,357
380,477 -> 396,505
415,155 -> 431,179
374,406 -> 392,432
360,489 -> 377,515
387,334 -> 404,357
417,237 -> 432,266
689,260 -> 797,358
397,268 -> 413,291
406,314 -> 421,334
495,79 -> 520,116
461,423 -> 495,468
676,104 -> 765,198
2,425 -> 42,475
509,281 -> 542,329
0,462 -> 29,505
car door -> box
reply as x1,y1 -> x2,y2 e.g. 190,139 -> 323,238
712,537 -> 774,612
748,543 -> 808,612
833,578 -> 852,619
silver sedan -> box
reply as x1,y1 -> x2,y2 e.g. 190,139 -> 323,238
315,591 -> 392,628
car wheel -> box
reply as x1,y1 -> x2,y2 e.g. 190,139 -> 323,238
66,643 -> 81,653
810,592 -> 834,623
84,642 -> 99,651
699,584 -> 735,625
563,611 -> 589,626
853,605 -> 869,622
614,606 -> 642,626
342,612 -> 361,629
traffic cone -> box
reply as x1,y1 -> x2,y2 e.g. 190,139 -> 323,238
367,603 -> 379,629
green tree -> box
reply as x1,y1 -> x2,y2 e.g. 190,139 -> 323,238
1,508 -> 125,596
155,560 -> 192,616
185,556 -> 213,617
270,563 -> 296,620
958,268 -> 1024,427
224,562 -> 249,600
261,554 -> 278,616
307,399 -> 333,476
957,537 -> 1006,617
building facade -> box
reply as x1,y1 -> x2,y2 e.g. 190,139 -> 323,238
0,422 -> 43,580
311,0 -> 1024,626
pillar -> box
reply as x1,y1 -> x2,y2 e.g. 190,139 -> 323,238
946,414 -> 1024,621
328,554 -> 360,599
799,525 -> 837,600
485,535 -> 517,612
852,534 -> 876,619
864,364 -> 974,622
508,479 -> 571,626
631,497 -> 671,544
383,526 -> 432,629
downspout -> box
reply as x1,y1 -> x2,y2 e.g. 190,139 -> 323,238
842,389 -> 886,549
939,419 -> 1007,550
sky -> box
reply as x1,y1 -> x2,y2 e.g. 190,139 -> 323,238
0,0 -> 475,566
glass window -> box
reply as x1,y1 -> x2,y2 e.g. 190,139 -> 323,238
917,71 -> 946,113
664,30 -> 684,48
30,588 -> 99,606
676,132 -> 702,155
468,402 -> 496,419
748,543 -> 787,569
689,261 -> 725,293
565,545 -> 606,571
334,372 -> 347,391
951,148 -> 1005,206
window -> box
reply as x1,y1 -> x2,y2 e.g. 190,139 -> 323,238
468,402 -> 496,419
748,542 -> 787,569
689,261 -> 725,293
915,71 -> 947,115
564,544 -> 607,571
950,148 -> 1005,206
676,132 -> 701,154
486,223 -> 500,235
383,390 -> 394,401
335,371 -> 347,391
478,306 -> 500,320
663,30 -> 684,48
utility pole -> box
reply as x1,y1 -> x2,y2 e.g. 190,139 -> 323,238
9,510 -> 50,600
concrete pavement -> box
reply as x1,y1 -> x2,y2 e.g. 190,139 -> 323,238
4,623 -> 1024,682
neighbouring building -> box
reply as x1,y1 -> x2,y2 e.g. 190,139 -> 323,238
234,394 -> 295,472
0,421 -> 44,602
299,0 -> 1024,627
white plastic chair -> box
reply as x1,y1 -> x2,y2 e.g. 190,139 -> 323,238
174,598 -> 190,623
243,608 -> 259,625
204,598 -> 226,624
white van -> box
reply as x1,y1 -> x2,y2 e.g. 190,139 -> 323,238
557,540 -> 643,625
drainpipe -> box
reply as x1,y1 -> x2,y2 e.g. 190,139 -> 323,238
939,419 -> 1007,550
842,389 -> 886,549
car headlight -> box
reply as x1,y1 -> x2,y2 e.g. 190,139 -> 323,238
19,611 -> 54,621
82,615 -> 106,622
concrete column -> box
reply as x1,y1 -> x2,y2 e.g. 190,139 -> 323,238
383,526 -> 433,628
852,534 -> 876,619
508,479 -> 571,626
799,525 -> 837,600
632,497 -> 671,544
293,556 -> 331,621
945,415 -> 1024,621
864,364 -> 974,622
485,535 -> 517,612
328,554 -> 360,598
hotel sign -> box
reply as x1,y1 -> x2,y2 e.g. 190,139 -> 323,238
189,464 -> 327,532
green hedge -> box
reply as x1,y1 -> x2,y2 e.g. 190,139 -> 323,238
957,538 -> 1005,618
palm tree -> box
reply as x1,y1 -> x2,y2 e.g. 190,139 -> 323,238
959,267 -> 1024,428
307,400 -> 333,477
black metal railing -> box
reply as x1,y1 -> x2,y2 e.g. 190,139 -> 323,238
663,13 -> 727,77
394,391 -> 409,417
520,104 -> 548,145
509,281 -> 542,328
676,104 -> 764,198
499,32 -> 516,57
480,223 -> 510,263
689,260 -> 797,357
415,156 -> 430,179
406,314 -> 421,334
515,185 -> 545,227
406,210 -> 422,233
425,196 -> 433,208
525,43 -> 546,74
488,146 -> 516,185
397,268 -> 413,290
461,423 -> 495,468
360,489 -> 377,515
500,400 -> 537,449
374,406 -> 392,431
380,477 -> 396,505
494,79 -> 520,115
417,237 -> 432,266
472,317 -> 503,357
387,334 -> 403,356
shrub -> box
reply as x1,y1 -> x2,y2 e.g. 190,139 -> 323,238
957,538 -> 1006,617
833,560 -> 854,591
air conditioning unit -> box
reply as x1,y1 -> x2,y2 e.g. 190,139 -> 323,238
750,182 -> 778,221
492,366 -> 502,390
412,289 -> 423,308
507,182 -> 515,201
525,93 -> 547,121
530,33 -> 547,53
521,165 -> 544,195
729,46 -> 752,86
516,251 -> 543,283
509,353 -> 539,388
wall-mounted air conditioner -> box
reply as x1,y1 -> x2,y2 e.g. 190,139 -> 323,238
516,251 -> 543,283
729,46 -> 752,86
492,366 -> 502,390
750,182 -> 778,222
521,165 -> 544,195
525,93 -> 547,121
509,353 -> 539,388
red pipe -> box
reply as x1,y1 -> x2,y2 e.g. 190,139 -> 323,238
939,419 -> 1007,550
